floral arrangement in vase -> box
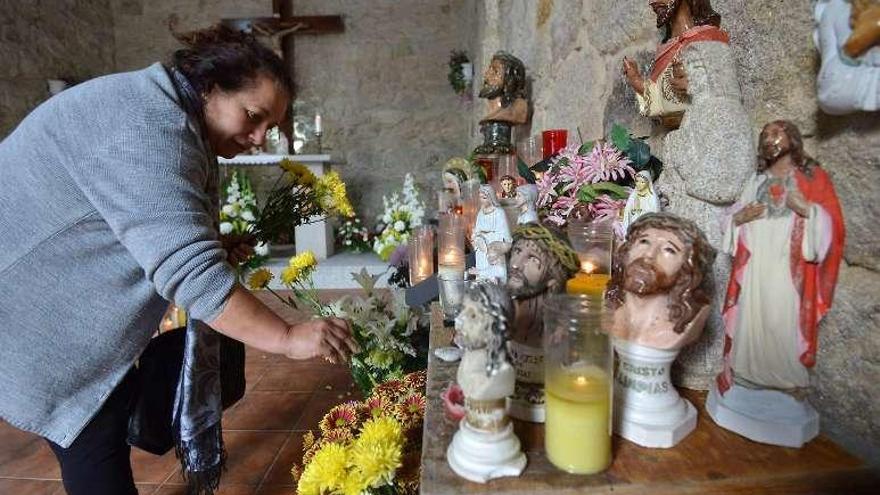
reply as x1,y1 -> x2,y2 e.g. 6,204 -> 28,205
534,124 -> 661,234
248,256 -> 424,395
252,159 -> 354,245
373,174 -> 425,262
292,370 -> 427,495
219,170 -> 269,269
337,216 -> 373,253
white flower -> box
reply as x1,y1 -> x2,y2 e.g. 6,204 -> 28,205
221,204 -> 237,217
241,210 -> 256,222
219,222 -> 233,234
394,220 -> 406,232
382,213 -> 392,224
344,239 -> 351,245
254,242 -> 269,256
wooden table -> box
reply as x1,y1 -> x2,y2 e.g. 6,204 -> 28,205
419,305 -> 878,494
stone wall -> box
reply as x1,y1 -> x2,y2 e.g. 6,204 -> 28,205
284,0 -> 476,222
469,0 -> 880,462
0,0 -> 116,137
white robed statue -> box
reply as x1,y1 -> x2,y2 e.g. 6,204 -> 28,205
622,171 -> 661,233
470,185 -> 512,283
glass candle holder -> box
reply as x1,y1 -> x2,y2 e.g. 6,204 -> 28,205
460,180 -> 481,245
543,294 -> 612,474
408,226 -> 434,285
517,135 -> 543,168
565,218 -> 614,297
437,213 -> 466,277
542,129 -> 569,159
437,272 -> 465,320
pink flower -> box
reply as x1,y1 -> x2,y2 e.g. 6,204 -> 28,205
536,171 -> 558,208
587,194 -> 626,222
557,154 -> 591,193
552,194 -> 579,217
585,142 -> 635,183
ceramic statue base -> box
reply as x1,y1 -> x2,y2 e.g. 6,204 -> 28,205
473,121 -> 513,155
447,420 -> 527,483
706,382 -> 819,448
613,339 -> 697,448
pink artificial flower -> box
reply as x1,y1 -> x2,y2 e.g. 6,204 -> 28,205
557,154 -> 591,194
588,194 -> 627,222
552,194 -> 579,218
536,171 -> 559,208
585,142 -> 636,183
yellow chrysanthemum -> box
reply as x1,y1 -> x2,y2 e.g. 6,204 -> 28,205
349,417 -> 403,489
279,159 -> 317,187
281,265 -> 301,286
316,172 -> 354,217
246,268 -> 273,290
339,471 -> 370,495
297,442 -> 348,495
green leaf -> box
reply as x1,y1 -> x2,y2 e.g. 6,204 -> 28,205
627,139 -> 651,167
517,157 -> 537,184
577,140 -> 595,155
577,184 -> 598,202
610,123 -> 632,152
531,157 -> 552,173
591,181 -> 629,199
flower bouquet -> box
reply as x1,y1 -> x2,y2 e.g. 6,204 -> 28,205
533,124 -> 661,234
248,255 -> 424,396
337,216 -> 373,253
292,371 -> 427,495
252,159 -> 354,245
373,174 -> 425,262
219,170 -> 269,269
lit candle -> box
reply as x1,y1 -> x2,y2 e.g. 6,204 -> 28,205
566,260 -> 610,297
545,363 -> 611,474
314,114 -> 323,134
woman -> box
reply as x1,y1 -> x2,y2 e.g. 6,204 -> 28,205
0,26 -> 357,494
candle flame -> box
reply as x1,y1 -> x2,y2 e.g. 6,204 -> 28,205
581,261 -> 596,274
576,376 -> 588,386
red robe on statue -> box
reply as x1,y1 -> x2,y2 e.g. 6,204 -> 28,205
717,166 -> 845,394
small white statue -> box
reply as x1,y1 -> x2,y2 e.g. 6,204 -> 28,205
469,185 -> 512,283
815,0 -> 880,114
514,184 -> 539,225
447,281 -> 526,483
622,171 -> 661,233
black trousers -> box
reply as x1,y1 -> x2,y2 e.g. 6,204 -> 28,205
46,370 -> 139,495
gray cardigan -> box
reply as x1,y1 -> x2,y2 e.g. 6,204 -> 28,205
0,63 -> 238,447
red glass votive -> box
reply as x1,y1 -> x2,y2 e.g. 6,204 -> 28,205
542,129 -> 569,159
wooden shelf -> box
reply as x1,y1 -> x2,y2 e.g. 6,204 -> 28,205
420,305 -> 879,494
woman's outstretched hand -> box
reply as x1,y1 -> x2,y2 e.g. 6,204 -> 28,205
283,317 -> 359,364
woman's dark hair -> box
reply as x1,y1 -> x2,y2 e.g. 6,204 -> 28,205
170,25 -> 293,97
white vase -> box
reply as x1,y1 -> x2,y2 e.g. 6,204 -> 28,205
612,339 -> 697,448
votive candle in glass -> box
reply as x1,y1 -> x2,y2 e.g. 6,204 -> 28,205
543,294 -> 612,474
566,218 -> 614,297
542,129 -> 568,159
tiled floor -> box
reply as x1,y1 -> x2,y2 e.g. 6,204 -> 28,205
0,291 -> 361,495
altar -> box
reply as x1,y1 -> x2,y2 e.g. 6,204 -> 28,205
219,153 -> 336,260
419,305 -> 879,495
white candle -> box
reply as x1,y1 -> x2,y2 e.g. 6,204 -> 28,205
314,114 -> 323,134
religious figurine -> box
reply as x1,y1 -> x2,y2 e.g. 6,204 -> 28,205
469,185 -> 512,283
513,184 -> 539,225
499,175 -> 517,200
604,212 -> 715,447
815,0 -> 880,114
474,51 -> 529,155
447,281 -> 527,483
505,224 -> 580,422
622,171 -> 661,233
707,121 -> 845,448
442,165 -> 469,214
622,0 -> 754,389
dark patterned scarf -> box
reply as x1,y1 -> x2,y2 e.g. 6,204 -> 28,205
167,65 -> 227,495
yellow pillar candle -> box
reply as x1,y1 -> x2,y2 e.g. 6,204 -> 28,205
545,363 -> 612,474
565,272 -> 611,297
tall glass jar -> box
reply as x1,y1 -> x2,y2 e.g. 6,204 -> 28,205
543,294 -> 613,474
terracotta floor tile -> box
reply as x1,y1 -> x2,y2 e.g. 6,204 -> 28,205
261,431 -> 309,487
167,431 -> 288,486
130,446 -> 180,484
253,364 -> 355,393
0,478 -> 65,495
294,391 -> 360,431
0,421 -> 61,479
223,392 -> 311,431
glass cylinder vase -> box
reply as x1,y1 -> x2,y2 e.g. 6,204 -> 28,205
437,213 -> 466,277
565,218 -> 614,297
543,294 -> 612,474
